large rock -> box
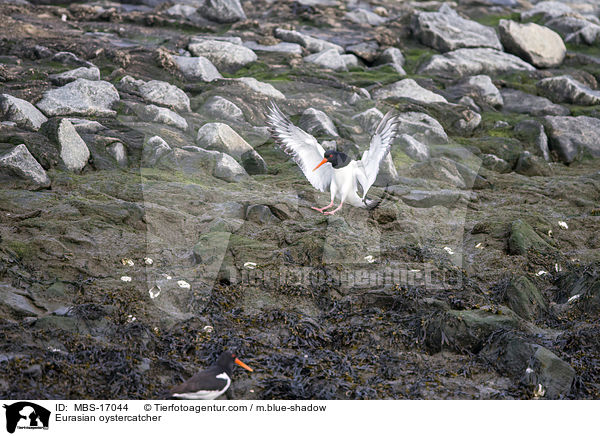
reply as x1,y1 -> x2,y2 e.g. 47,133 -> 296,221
346,42 -> 379,63
304,49 -> 348,72
274,28 -> 344,54
243,41 -> 303,55
40,118 -> 90,172
174,146 -> 248,182
188,39 -> 257,73
373,79 -> 447,104
197,123 -> 267,174
142,135 -> 172,168
299,108 -> 338,137
537,75 -> 600,105
36,79 -> 120,117
0,94 -> 47,131
396,134 -> 430,161
201,96 -> 244,122
425,306 -> 521,352
412,4 -> 502,52
133,104 -> 188,131
198,0 -> 246,23
498,20 -> 566,68
444,75 -> 503,109
49,66 -> 100,86
521,1 -> 573,22
373,47 -> 406,74
501,88 -> 569,116
396,112 -> 448,144
419,48 -> 536,78
345,8 -> 386,26
0,144 -> 50,189
508,219 -> 553,255
514,151 -> 552,176
543,115 -> 600,163
505,276 -> 547,320
352,107 -> 383,133
172,56 -> 222,82
235,77 -> 285,100
118,76 -> 190,112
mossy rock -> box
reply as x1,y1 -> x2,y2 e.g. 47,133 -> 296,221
508,219 -> 553,255
505,276 -> 547,320
425,306 -> 521,352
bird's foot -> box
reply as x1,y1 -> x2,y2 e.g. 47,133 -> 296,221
323,210 -> 337,216
311,206 -> 326,213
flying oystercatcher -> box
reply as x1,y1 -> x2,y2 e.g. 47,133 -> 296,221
267,103 -> 399,215
167,351 -> 253,400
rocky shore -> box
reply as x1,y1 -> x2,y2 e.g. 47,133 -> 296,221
0,0 -> 599,399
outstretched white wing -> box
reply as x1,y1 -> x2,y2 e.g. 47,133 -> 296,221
266,102 -> 333,192
357,111 -> 398,198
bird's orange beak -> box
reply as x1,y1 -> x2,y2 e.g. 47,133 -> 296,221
235,357 -> 253,372
313,158 -> 328,171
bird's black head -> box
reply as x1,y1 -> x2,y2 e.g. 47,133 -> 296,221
216,351 -> 253,373
314,150 -> 351,171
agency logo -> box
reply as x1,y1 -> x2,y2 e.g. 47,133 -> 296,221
3,402 -> 50,434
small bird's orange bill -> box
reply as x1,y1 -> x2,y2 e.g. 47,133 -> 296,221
313,158 -> 328,171
235,358 -> 253,372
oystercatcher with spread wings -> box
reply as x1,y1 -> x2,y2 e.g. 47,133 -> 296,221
267,103 -> 399,215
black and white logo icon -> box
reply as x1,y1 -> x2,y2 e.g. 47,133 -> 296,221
3,402 -> 50,434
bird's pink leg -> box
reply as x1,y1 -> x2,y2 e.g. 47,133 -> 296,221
324,201 -> 343,215
311,201 -> 334,213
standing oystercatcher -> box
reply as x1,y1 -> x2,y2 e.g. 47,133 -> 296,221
267,103 -> 399,215
167,351 -> 253,400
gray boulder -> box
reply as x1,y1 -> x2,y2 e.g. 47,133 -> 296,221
419,48 -> 536,78
246,205 -> 280,225
201,96 -> 244,122
501,88 -> 569,116
37,79 -> 120,117
345,8 -> 386,26
134,104 -> 188,131
188,39 -> 257,73
373,79 -> 447,103
444,75 -> 503,109
49,66 -> 100,86
299,108 -> 339,137
374,47 -> 406,74
274,28 -> 343,54
119,76 -> 190,112
521,1 -> 573,22
396,134 -> 430,161
396,112 -> 448,144
304,49 -> 348,71
172,56 -> 222,82
543,115 -> 600,163
142,135 -> 172,168
174,146 -> 248,182
346,42 -> 379,63
0,94 -> 48,131
166,4 -> 197,17
498,20 -> 566,68
198,0 -> 246,23
243,41 -> 303,55
514,120 -> 550,161
352,107 -> 383,133
537,75 -> 600,105
481,153 -> 511,173
235,77 -> 285,100
197,122 -> 267,174
515,151 -> 552,176
51,51 -> 95,68
0,144 -> 50,189
40,118 -> 90,172
412,4 -> 502,52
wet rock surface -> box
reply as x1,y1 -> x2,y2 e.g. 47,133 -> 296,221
0,0 -> 598,401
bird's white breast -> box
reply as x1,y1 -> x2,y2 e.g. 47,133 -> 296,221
172,373 -> 231,400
